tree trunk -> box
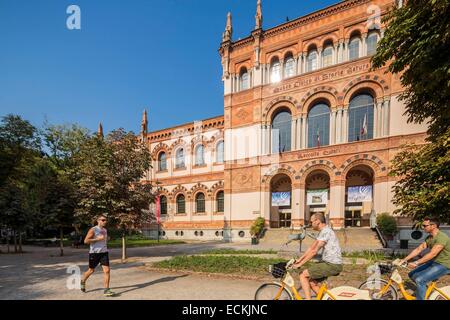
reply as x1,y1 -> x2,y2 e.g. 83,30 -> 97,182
60,228 -> 64,256
13,230 -> 17,253
121,234 -> 127,262
6,234 -> 10,253
18,232 -> 23,253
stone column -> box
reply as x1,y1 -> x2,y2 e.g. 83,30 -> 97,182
330,109 -> 336,145
302,114 -> 307,149
333,43 -> 338,65
383,97 -> 390,137
378,100 -> 384,137
373,101 -> 379,138
343,39 -> 349,62
342,108 -> 348,143
302,52 -> 307,73
291,117 -> 297,151
297,117 -> 303,149
318,48 -> 323,69
362,32 -> 368,57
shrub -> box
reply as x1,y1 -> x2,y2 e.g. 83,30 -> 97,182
250,217 -> 266,238
376,213 -> 398,237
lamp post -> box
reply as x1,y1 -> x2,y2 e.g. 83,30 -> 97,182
155,179 -> 162,243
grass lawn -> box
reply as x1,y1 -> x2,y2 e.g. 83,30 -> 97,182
153,255 -> 286,275
108,239 -> 185,248
201,248 -> 277,255
22,238 -> 185,248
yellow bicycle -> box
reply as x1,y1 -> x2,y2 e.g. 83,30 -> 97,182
359,259 -> 450,300
254,259 -> 371,300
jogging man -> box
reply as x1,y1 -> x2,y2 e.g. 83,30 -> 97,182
80,214 -> 116,297
291,213 -> 343,300
400,217 -> 450,300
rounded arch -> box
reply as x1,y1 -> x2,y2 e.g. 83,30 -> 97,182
190,183 -> 211,199
210,180 -> 224,196
267,54 -> 281,65
339,154 -> 387,179
169,138 -> 189,154
263,96 -> 300,122
345,25 -> 365,40
171,184 -> 190,200
321,36 -> 337,48
342,77 -> 388,105
300,88 -> 338,114
304,41 -> 319,53
283,50 -> 295,60
158,187 -> 172,201
296,160 -> 339,183
151,142 -> 170,158
261,164 -> 296,185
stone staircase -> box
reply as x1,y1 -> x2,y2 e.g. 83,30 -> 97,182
259,227 -> 383,252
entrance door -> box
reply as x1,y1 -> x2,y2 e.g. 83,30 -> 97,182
345,210 -> 361,227
279,212 -> 291,228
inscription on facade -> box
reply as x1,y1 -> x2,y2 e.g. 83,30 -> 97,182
297,148 -> 341,159
273,62 -> 370,94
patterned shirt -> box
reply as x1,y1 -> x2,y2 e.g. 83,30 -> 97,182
316,226 -> 343,265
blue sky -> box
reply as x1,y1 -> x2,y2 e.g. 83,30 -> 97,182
0,0 -> 337,134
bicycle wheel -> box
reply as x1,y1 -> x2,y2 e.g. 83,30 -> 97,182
254,283 -> 293,300
359,279 -> 398,300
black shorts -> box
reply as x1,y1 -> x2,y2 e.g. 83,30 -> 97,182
88,252 -> 109,269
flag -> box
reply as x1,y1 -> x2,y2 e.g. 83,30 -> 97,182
316,127 -> 321,147
155,195 -> 161,224
361,113 -> 368,137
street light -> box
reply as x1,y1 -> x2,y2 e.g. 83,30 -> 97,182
155,179 -> 162,243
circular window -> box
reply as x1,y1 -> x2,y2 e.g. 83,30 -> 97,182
215,231 -> 220,237
221,231 -> 224,236
200,231 -> 204,236
411,230 -> 423,240
194,231 -> 198,236
175,231 -> 179,236
238,231 -> 245,238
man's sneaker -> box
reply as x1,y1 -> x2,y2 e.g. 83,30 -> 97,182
80,280 -> 86,293
103,288 -> 116,297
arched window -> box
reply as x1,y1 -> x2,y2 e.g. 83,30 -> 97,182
195,193 -> 205,213
175,148 -> 185,169
158,152 -> 167,171
308,103 -> 330,148
195,145 -> 205,166
272,110 -> 292,153
348,94 -> 374,142
160,195 -> 167,215
216,140 -> 224,164
239,68 -> 249,91
176,194 -> 185,214
349,36 -> 360,60
216,191 -> 224,212
270,57 -> 281,83
283,54 -> 295,78
366,32 -> 379,56
322,46 -> 333,68
306,50 -> 318,72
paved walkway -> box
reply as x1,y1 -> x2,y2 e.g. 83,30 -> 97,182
0,243 -> 266,300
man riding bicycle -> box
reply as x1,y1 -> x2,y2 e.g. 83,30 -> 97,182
400,217 -> 450,300
290,213 -> 343,300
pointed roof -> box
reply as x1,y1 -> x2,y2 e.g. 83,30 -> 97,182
222,12 -> 233,42
255,0 -> 262,30
97,122 -> 103,138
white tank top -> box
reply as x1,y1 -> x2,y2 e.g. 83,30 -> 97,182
89,226 -> 108,253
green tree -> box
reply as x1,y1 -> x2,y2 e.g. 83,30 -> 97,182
372,1 -> 450,224
389,130 -> 450,223
0,115 -> 41,252
73,129 -> 153,261
372,0 -> 450,141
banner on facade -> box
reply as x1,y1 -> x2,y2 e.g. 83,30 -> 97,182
271,192 -> 291,207
306,189 -> 328,205
347,185 -> 372,203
